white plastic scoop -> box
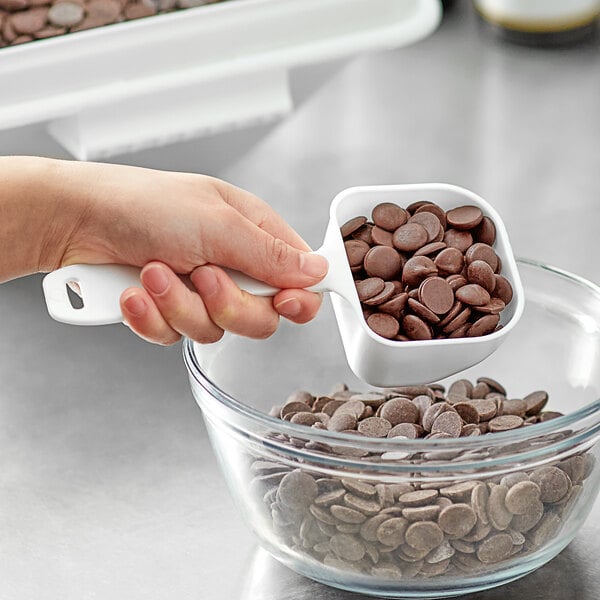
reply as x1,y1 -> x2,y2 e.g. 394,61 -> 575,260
43,183 -> 524,386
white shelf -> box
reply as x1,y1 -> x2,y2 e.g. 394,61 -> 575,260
0,0 -> 441,159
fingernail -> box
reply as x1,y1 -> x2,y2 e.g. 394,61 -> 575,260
143,265 -> 169,295
123,293 -> 147,317
192,266 -> 220,298
275,297 -> 302,318
300,253 -> 328,279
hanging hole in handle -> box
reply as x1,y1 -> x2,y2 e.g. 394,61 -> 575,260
66,281 -> 84,309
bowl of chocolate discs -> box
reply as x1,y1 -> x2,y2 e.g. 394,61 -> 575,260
184,254 -> 600,597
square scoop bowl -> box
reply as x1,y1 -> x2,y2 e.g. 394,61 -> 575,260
318,183 -> 524,386
42,183 -> 524,387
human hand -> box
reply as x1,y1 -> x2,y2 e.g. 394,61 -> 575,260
44,160 -> 327,345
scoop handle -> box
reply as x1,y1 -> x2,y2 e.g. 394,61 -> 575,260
42,248 -> 345,326
43,264 -> 145,326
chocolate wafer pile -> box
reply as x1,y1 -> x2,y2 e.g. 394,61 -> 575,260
341,201 -> 513,341
248,377 -> 594,580
0,0 -> 227,46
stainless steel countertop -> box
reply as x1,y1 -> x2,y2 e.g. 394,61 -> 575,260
1,4 -> 600,599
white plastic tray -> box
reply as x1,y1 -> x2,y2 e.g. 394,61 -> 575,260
0,0 -> 441,159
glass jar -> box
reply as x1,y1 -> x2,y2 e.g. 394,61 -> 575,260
473,0 -> 600,46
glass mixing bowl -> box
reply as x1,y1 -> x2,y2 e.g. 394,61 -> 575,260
183,258 -> 600,598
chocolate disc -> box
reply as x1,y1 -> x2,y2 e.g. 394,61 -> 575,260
418,277 -> 455,315
446,205 -> 483,230
355,277 -> 385,301
392,223 -> 428,252
372,202 -> 408,231
364,245 -> 403,280
367,313 -> 400,339
341,216 -> 368,238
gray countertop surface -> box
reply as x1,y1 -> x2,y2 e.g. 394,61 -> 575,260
1,3 -> 600,599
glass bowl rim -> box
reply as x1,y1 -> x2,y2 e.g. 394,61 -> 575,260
183,257 -> 600,454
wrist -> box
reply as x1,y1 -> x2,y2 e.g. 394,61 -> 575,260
0,156 -> 85,280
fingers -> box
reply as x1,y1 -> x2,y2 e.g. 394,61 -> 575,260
121,262 -> 324,346
273,288 -> 324,324
120,287 -> 182,346
121,262 -> 224,345
190,265 -> 280,339
191,265 -> 324,334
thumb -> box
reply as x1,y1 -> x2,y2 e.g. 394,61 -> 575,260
204,207 -> 329,289
204,207 -> 329,288
253,235 -> 329,288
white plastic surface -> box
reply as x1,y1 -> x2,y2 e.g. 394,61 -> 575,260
42,184 -> 525,386
0,0 -> 442,159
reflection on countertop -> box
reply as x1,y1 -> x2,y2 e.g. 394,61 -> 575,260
238,542 -> 597,600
